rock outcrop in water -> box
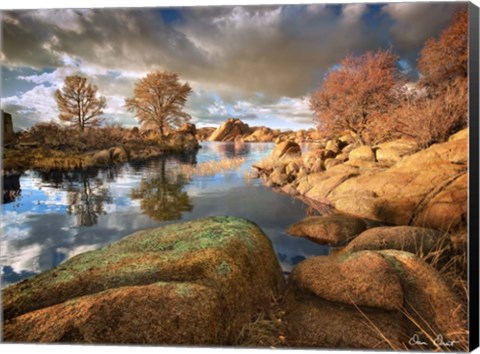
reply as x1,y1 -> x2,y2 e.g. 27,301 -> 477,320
208,118 -> 252,142
3,216 -> 285,345
198,118 -> 321,143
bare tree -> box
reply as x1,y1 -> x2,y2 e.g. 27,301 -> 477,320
55,75 -> 107,133
125,71 -> 192,136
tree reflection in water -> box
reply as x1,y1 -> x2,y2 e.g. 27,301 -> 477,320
131,158 -> 193,222
2,174 -> 21,204
37,168 -> 114,227
66,176 -> 112,226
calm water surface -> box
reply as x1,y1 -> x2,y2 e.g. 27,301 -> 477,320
1,142 -> 328,286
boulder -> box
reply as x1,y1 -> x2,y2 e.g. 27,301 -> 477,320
244,127 -> 275,142
302,165 -> 360,201
324,158 -> 341,170
448,128 -> 468,141
285,161 -> 300,176
412,172 -> 467,233
380,250 -> 466,347
208,119 -> 251,142
285,250 -> 466,349
348,145 -> 375,166
287,214 -> 367,246
375,139 -> 419,166
3,216 -> 285,345
196,127 -> 216,141
325,136 -> 467,231
165,131 -> 200,151
325,139 -> 341,154
342,226 -> 451,257
269,168 -> 289,186
285,251 -> 406,348
272,141 -> 301,159
291,251 -> 404,309
302,148 -> 323,170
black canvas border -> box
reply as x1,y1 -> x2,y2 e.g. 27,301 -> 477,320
469,1 -> 480,352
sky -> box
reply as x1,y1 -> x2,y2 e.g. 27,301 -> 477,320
0,1 -> 467,131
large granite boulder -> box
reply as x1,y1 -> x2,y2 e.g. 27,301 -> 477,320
287,214 -> 367,246
285,251 -> 406,349
3,216 -> 285,345
342,226 -> 452,257
272,140 -> 302,160
285,250 -> 466,350
208,119 -> 252,142
375,139 -> 419,166
244,127 -> 276,142
196,127 -> 216,141
322,132 -> 468,232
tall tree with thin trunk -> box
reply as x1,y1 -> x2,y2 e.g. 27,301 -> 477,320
125,71 -> 192,136
310,50 -> 402,144
55,75 -> 106,133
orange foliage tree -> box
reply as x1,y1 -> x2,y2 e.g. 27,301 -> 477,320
390,9 -> 469,146
310,50 -> 402,144
55,75 -> 107,133
418,9 -> 468,91
125,71 -> 192,136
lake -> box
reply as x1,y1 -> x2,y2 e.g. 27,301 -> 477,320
1,142 -> 328,287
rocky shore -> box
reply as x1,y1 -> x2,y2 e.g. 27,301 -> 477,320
3,214 -> 467,349
2,127 -> 468,350
252,129 -> 468,241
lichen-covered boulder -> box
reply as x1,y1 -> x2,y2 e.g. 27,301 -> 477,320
3,216 -> 285,345
342,226 -> 451,257
380,250 -> 466,346
284,250 -> 466,350
287,214 -> 367,246
285,251 -> 406,349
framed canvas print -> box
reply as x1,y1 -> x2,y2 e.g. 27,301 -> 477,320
1,0 -> 479,352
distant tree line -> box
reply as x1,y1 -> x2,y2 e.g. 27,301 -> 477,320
310,9 -> 468,147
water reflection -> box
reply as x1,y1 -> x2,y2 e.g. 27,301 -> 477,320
66,176 -> 112,227
3,174 -> 21,204
1,143 -> 329,287
35,169 -> 114,227
131,159 -> 193,222
207,141 -> 251,158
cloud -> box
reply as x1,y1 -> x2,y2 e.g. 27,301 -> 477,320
2,4 -> 387,98
382,2 -> 466,54
1,3 -> 463,130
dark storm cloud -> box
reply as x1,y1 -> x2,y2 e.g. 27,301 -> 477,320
383,2 -> 467,61
0,3 -> 464,129
3,3 -> 462,98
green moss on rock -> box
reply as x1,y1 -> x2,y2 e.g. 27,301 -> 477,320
3,216 -> 285,345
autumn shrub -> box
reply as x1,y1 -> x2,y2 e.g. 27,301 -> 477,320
28,122 -> 79,149
388,78 -> 468,147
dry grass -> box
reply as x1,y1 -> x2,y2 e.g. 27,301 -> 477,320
235,294 -> 288,348
177,158 -> 245,178
360,228 -> 468,352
